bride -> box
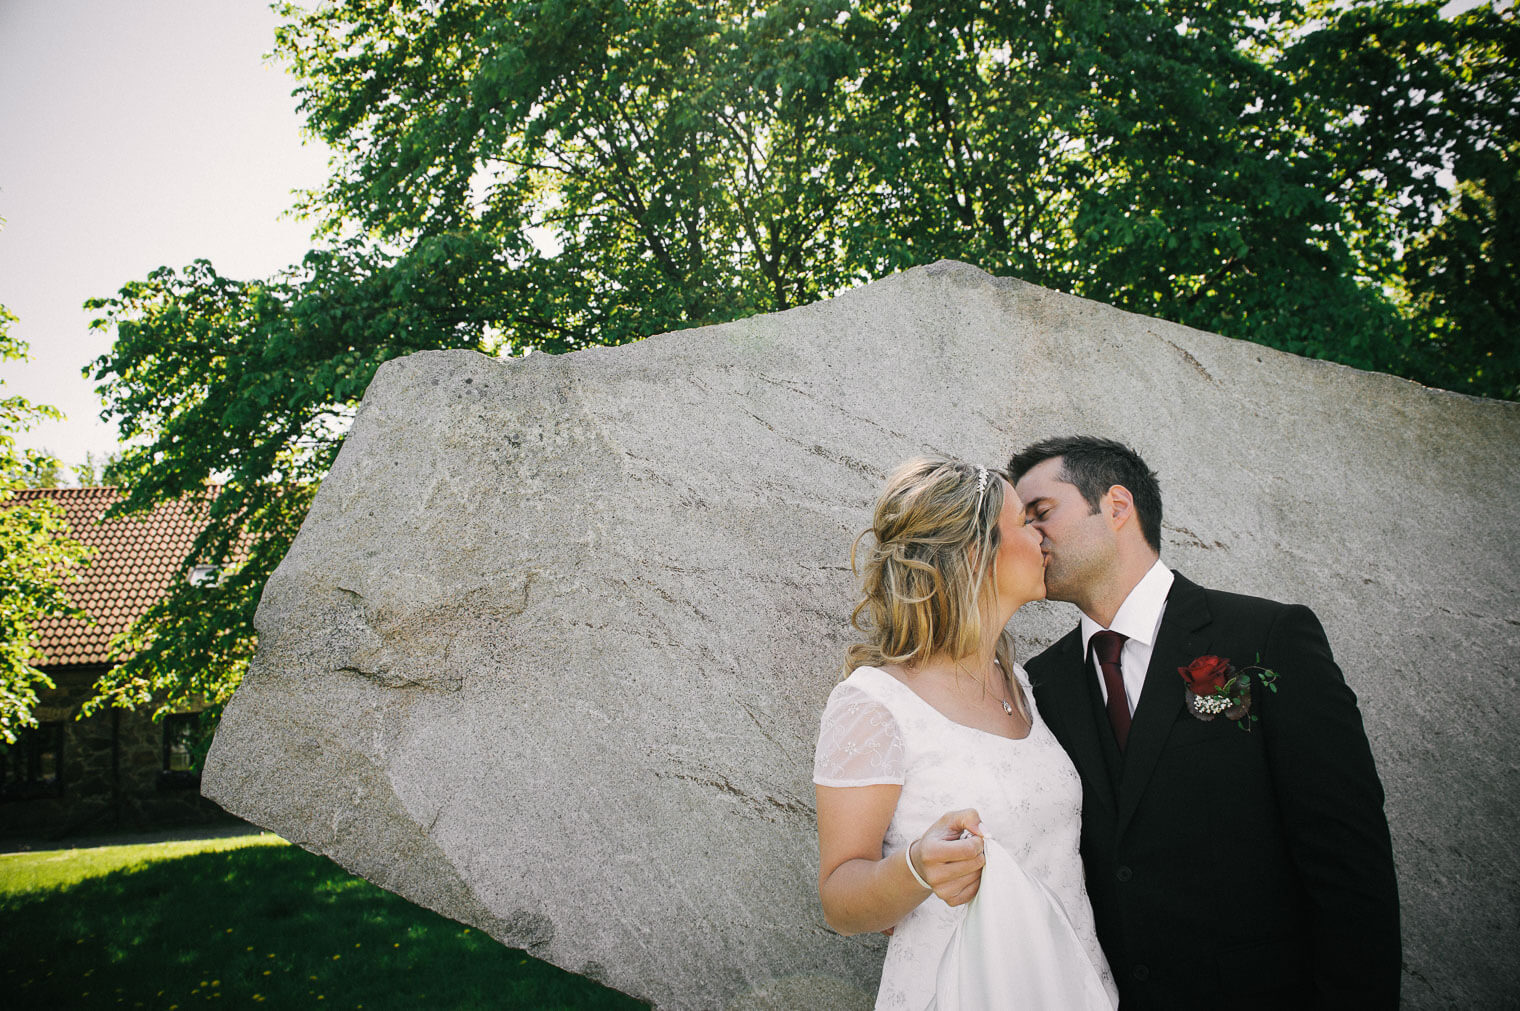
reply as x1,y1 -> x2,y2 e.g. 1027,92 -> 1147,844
813,457 -> 1116,1010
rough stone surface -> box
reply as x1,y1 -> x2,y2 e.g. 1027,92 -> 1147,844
203,260 -> 1520,1009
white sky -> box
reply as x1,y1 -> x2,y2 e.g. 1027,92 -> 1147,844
0,0 -> 329,473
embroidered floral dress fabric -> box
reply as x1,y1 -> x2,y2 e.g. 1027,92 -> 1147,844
814,665 -> 1115,1011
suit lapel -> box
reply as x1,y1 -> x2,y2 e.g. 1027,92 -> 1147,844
1038,629 -> 1118,816
1115,572 -> 1213,836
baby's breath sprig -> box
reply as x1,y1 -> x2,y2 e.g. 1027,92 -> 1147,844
1180,655 -> 1281,732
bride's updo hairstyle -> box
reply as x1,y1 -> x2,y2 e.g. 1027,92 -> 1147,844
846,456 -> 1025,716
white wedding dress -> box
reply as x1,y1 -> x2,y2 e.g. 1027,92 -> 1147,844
814,664 -> 1117,1011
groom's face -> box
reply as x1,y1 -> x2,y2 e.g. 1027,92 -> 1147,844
1013,456 -> 1114,603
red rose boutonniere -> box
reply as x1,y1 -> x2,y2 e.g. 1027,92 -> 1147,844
1178,654 -> 1280,730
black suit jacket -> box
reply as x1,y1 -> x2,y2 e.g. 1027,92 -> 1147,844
1027,572 -> 1400,1010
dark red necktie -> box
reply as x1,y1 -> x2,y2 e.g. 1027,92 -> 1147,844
1091,630 -> 1131,750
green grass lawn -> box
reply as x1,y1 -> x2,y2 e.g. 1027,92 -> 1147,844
0,832 -> 648,1010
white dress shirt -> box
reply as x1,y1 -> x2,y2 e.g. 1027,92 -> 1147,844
1078,559 -> 1174,717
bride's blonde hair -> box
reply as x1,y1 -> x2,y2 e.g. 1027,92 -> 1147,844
845,456 -> 1026,717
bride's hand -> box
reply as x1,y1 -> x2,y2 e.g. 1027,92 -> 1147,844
910,808 -> 987,907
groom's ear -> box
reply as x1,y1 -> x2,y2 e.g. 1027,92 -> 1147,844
1104,484 -> 1137,533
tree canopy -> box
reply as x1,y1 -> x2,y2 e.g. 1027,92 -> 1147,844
86,0 -> 1517,717
0,303 -> 92,743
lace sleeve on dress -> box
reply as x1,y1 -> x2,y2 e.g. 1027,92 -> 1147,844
813,681 -> 905,788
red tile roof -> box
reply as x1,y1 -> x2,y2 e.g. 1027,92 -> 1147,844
10,487 -> 215,668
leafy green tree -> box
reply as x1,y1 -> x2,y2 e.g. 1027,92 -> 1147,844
837,0 -> 1516,383
1403,164 -> 1519,401
20,453 -> 64,489
71,450 -> 123,488
87,0 -> 1517,714
0,303 -> 93,743
1397,9 -> 1519,401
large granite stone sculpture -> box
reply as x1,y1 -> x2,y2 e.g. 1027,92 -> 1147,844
203,260 -> 1520,1009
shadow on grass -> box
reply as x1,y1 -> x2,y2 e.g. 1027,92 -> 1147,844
1,843 -> 648,1010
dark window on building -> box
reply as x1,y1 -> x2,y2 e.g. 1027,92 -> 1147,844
1,721 -> 64,800
159,713 -> 204,789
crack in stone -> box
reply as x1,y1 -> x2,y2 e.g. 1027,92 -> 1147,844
664,769 -> 814,822
754,372 -> 916,443
1165,523 -> 1226,550
1164,337 -> 1215,381
336,665 -> 437,690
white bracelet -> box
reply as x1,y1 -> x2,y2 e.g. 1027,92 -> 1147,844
904,843 -> 932,891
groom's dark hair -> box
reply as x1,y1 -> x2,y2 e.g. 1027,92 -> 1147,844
1006,436 -> 1163,553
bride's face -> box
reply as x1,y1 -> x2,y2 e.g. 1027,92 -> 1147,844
990,477 -> 1047,613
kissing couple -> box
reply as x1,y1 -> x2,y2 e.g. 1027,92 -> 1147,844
813,436 -> 1400,1010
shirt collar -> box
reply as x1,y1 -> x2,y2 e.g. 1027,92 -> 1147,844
1079,559 -> 1174,654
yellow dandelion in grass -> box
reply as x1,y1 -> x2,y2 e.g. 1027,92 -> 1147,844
263,970 -> 272,977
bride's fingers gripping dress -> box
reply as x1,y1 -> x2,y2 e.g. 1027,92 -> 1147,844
916,808 -> 987,906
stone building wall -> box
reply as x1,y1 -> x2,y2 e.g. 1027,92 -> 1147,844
0,666 -> 225,840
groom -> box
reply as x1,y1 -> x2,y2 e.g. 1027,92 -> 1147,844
1007,436 -> 1400,1010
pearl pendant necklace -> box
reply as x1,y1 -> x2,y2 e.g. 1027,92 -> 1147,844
961,662 -> 1016,717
